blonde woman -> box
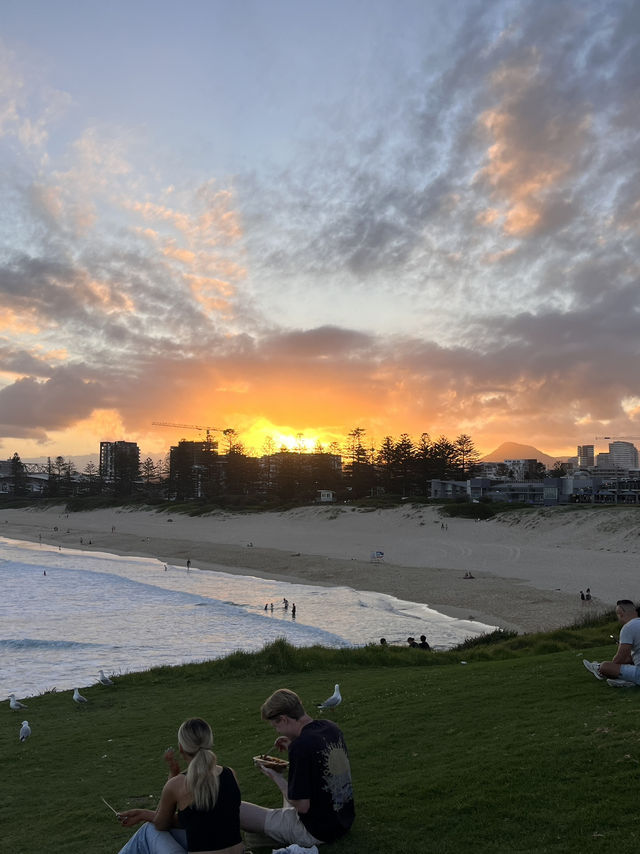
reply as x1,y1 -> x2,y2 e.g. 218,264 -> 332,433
117,717 -> 243,854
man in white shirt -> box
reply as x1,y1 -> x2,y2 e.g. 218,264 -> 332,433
583,599 -> 640,688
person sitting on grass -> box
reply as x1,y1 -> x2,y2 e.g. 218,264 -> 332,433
116,717 -> 243,854
240,688 -> 354,848
583,599 -> 640,688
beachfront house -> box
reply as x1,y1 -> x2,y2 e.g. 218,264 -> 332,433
316,489 -> 336,503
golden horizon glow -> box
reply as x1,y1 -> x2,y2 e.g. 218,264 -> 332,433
6,412 -> 598,464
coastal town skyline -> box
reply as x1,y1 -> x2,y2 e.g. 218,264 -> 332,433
11,437 -> 638,474
2,1 -> 639,461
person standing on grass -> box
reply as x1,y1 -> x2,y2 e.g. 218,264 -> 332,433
240,688 -> 354,848
116,717 -> 243,854
583,600 -> 640,688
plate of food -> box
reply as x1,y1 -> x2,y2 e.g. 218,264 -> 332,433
253,754 -> 289,772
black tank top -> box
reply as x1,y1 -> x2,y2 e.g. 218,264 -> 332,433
177,766 -> 241,851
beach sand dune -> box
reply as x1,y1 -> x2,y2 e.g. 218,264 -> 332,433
2,504 -> 638,634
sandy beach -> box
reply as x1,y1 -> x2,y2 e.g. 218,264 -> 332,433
2,503 -> 640,634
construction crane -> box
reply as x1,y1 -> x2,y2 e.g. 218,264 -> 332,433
595,436 -> 640,441
152,422 -> 222,444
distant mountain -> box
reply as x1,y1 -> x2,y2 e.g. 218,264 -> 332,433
480,442 -> 558,467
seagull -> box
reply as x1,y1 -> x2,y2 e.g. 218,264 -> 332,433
20,721 -> 31,741
73,687 -> 88,704
317,684 -> 342,709
9,694 -> 27,710
98,670 -> 114,686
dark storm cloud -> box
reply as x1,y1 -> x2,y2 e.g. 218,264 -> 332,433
263,326 -> 374,359
0,368 -> 108,430
0,345 -> 56,377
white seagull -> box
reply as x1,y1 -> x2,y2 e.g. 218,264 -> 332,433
317,683 -> 342,709
20,721 -> 31,742
9,693 -> 27,710
73,687 -> 88,704
98,670 -> 114,686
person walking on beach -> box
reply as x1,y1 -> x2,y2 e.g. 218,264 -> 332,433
116,717 -> 243,854
240,688 -> 354,848
186,559 -> 191,572
583,600 -> 640,688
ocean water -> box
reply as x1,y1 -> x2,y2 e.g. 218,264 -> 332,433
1,537 -> 496,698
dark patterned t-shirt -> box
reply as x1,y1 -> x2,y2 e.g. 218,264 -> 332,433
287,719 -> 355,842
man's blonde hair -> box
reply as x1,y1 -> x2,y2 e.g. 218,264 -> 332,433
261,688 -> 306,721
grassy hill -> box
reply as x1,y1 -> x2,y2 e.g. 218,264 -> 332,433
5,620 -> 637,854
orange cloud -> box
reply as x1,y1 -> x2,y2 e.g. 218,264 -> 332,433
476,51 -> 590,236
126,183 -> 242,248
196,184 -> 243,244
40,347 -> 69,361
85,279 -> 136,314
503,202 -> 541,236
0,307 -> 40,334
127,200 -> 192,233
185,274 -> 235,315
482,247 -> 516,264
162,244 -> 197,265
124,184 -> 245,301
476,207 -> 501,226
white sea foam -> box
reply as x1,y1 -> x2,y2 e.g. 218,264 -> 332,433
0,536 -> 496,697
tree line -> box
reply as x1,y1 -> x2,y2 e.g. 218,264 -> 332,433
3,429 -> 487,502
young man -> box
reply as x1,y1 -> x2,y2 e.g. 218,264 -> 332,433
583,599 -> 640,687
240,688 -> 355,847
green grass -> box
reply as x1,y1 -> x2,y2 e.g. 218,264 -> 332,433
5,631 -> 639,854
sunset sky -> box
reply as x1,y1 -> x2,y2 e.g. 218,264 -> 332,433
1,0 -> 639,462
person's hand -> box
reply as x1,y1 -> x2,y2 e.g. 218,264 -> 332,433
258,764 -> 288,796
117,808 -> 146,828
258,764 -> 285,781
164,747 -> 181,777
274,736 -> 291,752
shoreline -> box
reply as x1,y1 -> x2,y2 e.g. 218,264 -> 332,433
0,504 -> 616,634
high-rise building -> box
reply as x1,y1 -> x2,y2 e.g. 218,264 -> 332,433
577,445 -> 594,468
99,441 -> 140,482
609,441 -> 639,470
168,439 -> 220,499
